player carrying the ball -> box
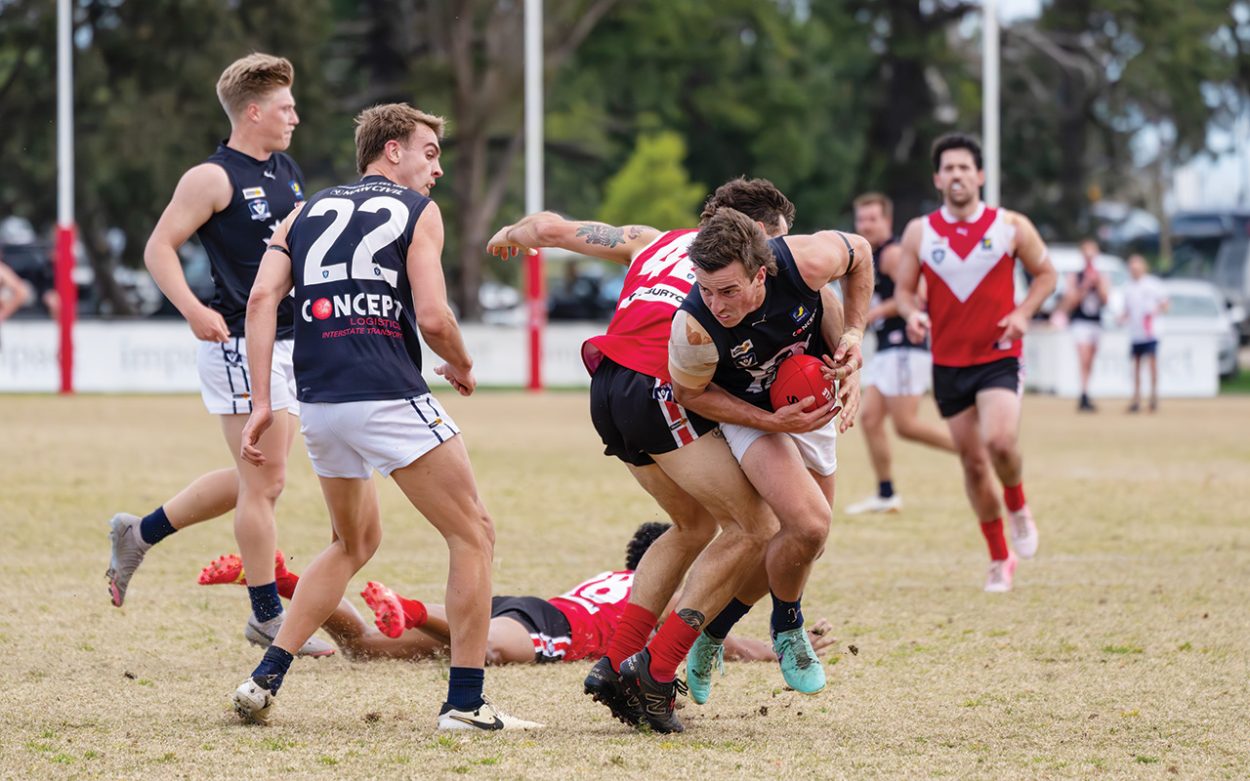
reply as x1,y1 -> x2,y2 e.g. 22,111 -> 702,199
487,179 -> 859,733
664,206 -> 872,711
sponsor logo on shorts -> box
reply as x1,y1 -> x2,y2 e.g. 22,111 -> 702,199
428,417 -> 443,428
233,392 -> 251,400
668,417 -> 688,431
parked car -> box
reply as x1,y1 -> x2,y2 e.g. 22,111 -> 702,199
1159,278 -> 1240,379
1169,210 -> 1250,280
1208,235 -> 1250,343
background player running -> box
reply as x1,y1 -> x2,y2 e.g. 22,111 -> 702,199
844,192 -> 955,516
894,132 -> 1056,592
106,53 -> 332,657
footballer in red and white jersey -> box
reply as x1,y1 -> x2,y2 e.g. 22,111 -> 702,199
580,230 -> 697,380
918,204 -> 1022,367
548,570 -> 635,662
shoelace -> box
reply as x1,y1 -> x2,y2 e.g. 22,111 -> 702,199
692,639 -> 726,679
776,634 -> 815,670
672,678 -> 689,698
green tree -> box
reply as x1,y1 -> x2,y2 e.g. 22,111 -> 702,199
597,132 -> 705,230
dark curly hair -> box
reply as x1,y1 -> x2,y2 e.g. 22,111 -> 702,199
625,522 -> 672,571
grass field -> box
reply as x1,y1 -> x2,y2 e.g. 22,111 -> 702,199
2,391 -> 1248,780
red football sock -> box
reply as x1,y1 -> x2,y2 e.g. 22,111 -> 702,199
980,518 -> 1010,561
275,571 -> 299,600
1003,483 -> 1026,513
605,603 -> 657,673
646,613 -> 701,683
399,595 -> 428,629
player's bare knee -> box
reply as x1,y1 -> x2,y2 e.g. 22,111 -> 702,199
985,435 -> 1017,463
787,517 -> 829,557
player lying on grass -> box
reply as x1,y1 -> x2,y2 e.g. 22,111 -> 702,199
199,522 -> 836,665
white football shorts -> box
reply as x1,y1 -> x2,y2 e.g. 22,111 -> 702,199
197,337 -> 297,416
299,394 -> 460,479
863,347 -> 932,397
1069,320 -> 1102,347
719,418 -> 838,477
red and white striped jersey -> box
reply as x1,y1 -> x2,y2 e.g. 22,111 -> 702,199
581,230 -> 698,381
919,205 -> 1021,367
548,569 -> 634,662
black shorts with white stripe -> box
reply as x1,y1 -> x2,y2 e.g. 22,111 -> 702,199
589,356 -> 716,467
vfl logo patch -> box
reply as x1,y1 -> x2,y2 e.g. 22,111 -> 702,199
248,199 -> 273,221
242,187 -> 266,200
222,349 -> 243,366
289,180 -> 304,201
651,383 -> 674,402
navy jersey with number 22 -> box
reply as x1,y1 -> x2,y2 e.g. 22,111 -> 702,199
286,175 -> 432,403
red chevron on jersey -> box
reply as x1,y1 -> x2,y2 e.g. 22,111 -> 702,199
581,230 -> 698,381
920,205 -> 1021,366
548,570 -> 634,662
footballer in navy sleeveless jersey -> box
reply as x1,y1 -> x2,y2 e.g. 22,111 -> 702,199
198,143 -> 305,339
680,237 -> 825,409
285,175 -> 431,403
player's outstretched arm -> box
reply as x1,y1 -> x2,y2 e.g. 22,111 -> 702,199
486,212 -> 659,266
409,202 -> 475,396
144,163 -> 233,342
0,261 -> 30,322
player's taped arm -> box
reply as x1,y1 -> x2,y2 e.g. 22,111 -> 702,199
487,212 -> 659,266
838,232 -> 873,336
668,311 -> 781,431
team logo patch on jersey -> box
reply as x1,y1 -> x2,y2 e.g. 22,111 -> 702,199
242,187 -> 266,200
248,199 -> 273,221
730,339 -> 754,359
981,237 -> 993,250
931,248 -> 946,264
791,304 -> 808,322
289,180 -> 304,201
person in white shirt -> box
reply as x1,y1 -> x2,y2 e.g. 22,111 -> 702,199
1120,254 -> 1169,412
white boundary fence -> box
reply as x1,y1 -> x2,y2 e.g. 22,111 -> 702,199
0,320 -> 1223,397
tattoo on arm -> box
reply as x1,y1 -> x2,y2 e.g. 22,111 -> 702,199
677,608 -> 706,630
576,223 -> 626,248
627,225 -> 644,240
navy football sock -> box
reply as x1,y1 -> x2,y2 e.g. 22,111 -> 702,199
446,666 -> 485,712
251,645 -> 294,694
770,593 -> 804,635
138,506 -> 176,546
705,598 -> 752,641
248,582 -> 283,623
879,480 -> 895,499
